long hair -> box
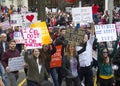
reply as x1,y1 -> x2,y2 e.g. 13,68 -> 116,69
65,43 -> 76,58
38,49 -> 46,65
32,49 -> 45,65
101,47 -> 112,64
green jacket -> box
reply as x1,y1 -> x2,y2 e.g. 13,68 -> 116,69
24,51 -> 49,85
97,38 -> 119,77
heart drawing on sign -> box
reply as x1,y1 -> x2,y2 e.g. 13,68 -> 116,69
26,15 -> 34,22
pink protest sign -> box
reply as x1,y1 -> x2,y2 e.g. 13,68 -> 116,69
22,28 -> 42,49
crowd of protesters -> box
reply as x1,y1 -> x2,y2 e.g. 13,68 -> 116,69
0,3 -> 120,86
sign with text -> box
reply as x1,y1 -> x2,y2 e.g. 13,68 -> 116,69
1,21 -> 11,30
72,7 -> 93,24
95,24 -> 117,42
8,56 -> 24,72
13,32 -> 24,44
23,12 -> 38,23
50,45 -> 62,68
22,28 -> 42,49
10,14 -> 22,26
30,22 -> 52,45
65,29 -> 85,45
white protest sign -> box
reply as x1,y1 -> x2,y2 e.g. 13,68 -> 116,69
22,28 -> 42,49
52,8 -> 57,13
95,24 -> 117,42
115,22 -> 120,36
65,7 -> 72,13
10,14 -> 22,26
13,32 -> 24,44
8,56 -> 24,72
72,7 -> 93,24
1,21 -> 11,30
23,12 -> 38,23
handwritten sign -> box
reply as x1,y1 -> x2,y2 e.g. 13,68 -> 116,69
10,14 -> 22,26
65,29 -> 85,45
13,32 -> 24,44
95,24 -> 117,42
24,13 -> 38,23
50,45 -> 62,68
30,22 -> 52,45
22,28 -> 42,49
72,7 -> 93,24
8,56 -> 24,72
1,21 -> 11,30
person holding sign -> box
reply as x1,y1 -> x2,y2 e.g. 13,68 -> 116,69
54,28 -> 68,86
97,38 -> 119,86
24,48 -> 52,86
1,40 -> 20,86
76,23 -> 95,86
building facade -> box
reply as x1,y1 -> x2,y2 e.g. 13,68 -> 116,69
1,0 -> 28,10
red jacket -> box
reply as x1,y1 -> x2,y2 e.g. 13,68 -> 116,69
1,49 -> 20,68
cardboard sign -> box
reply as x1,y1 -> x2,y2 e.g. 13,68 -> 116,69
95,24 -> 117,42
22,27 -> 42,49
50,45 -> 62,68
65,29 -> 85,45
10,14 -> 22,26
30,22 -> 52,45
72,7 -> 93,24
13,32 -> 24,44
8,56 -> 24,72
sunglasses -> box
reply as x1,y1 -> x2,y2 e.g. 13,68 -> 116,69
103,52 -> 108,54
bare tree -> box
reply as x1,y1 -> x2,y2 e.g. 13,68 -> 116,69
37,0 -> 46,21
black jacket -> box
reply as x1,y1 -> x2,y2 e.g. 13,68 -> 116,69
0,41 -> 9,60
113,47 -> 120,77
62,55 -> 79,78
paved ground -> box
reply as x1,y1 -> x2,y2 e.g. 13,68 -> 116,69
7,68 -> 97,86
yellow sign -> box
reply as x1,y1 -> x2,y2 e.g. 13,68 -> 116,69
30,22 -> 52,45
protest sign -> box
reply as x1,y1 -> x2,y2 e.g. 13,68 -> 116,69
22,27 -> 42,49
23,12 -> 38,23
72,7 -> 93,24
95,24 -> 117,42
13,31 -> 24,44
8,56 -> 24,72
115,22 -> 120,36
1,21 -> 11,30
50,45 -> 62,68
65,29 -> 85,45
10,14 -> 22,26
65,7 -> 72,13
30,22 -> 52,45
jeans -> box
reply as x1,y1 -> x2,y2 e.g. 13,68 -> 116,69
27,79 -> 39,86
78,65 -> 94,86
7,72 -> 18,86
57,67 -> 65,86
50,68 -> 59,86
0,62 -> 7,86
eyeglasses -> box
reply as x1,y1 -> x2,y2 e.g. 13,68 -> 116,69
103,52 -> 108,54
